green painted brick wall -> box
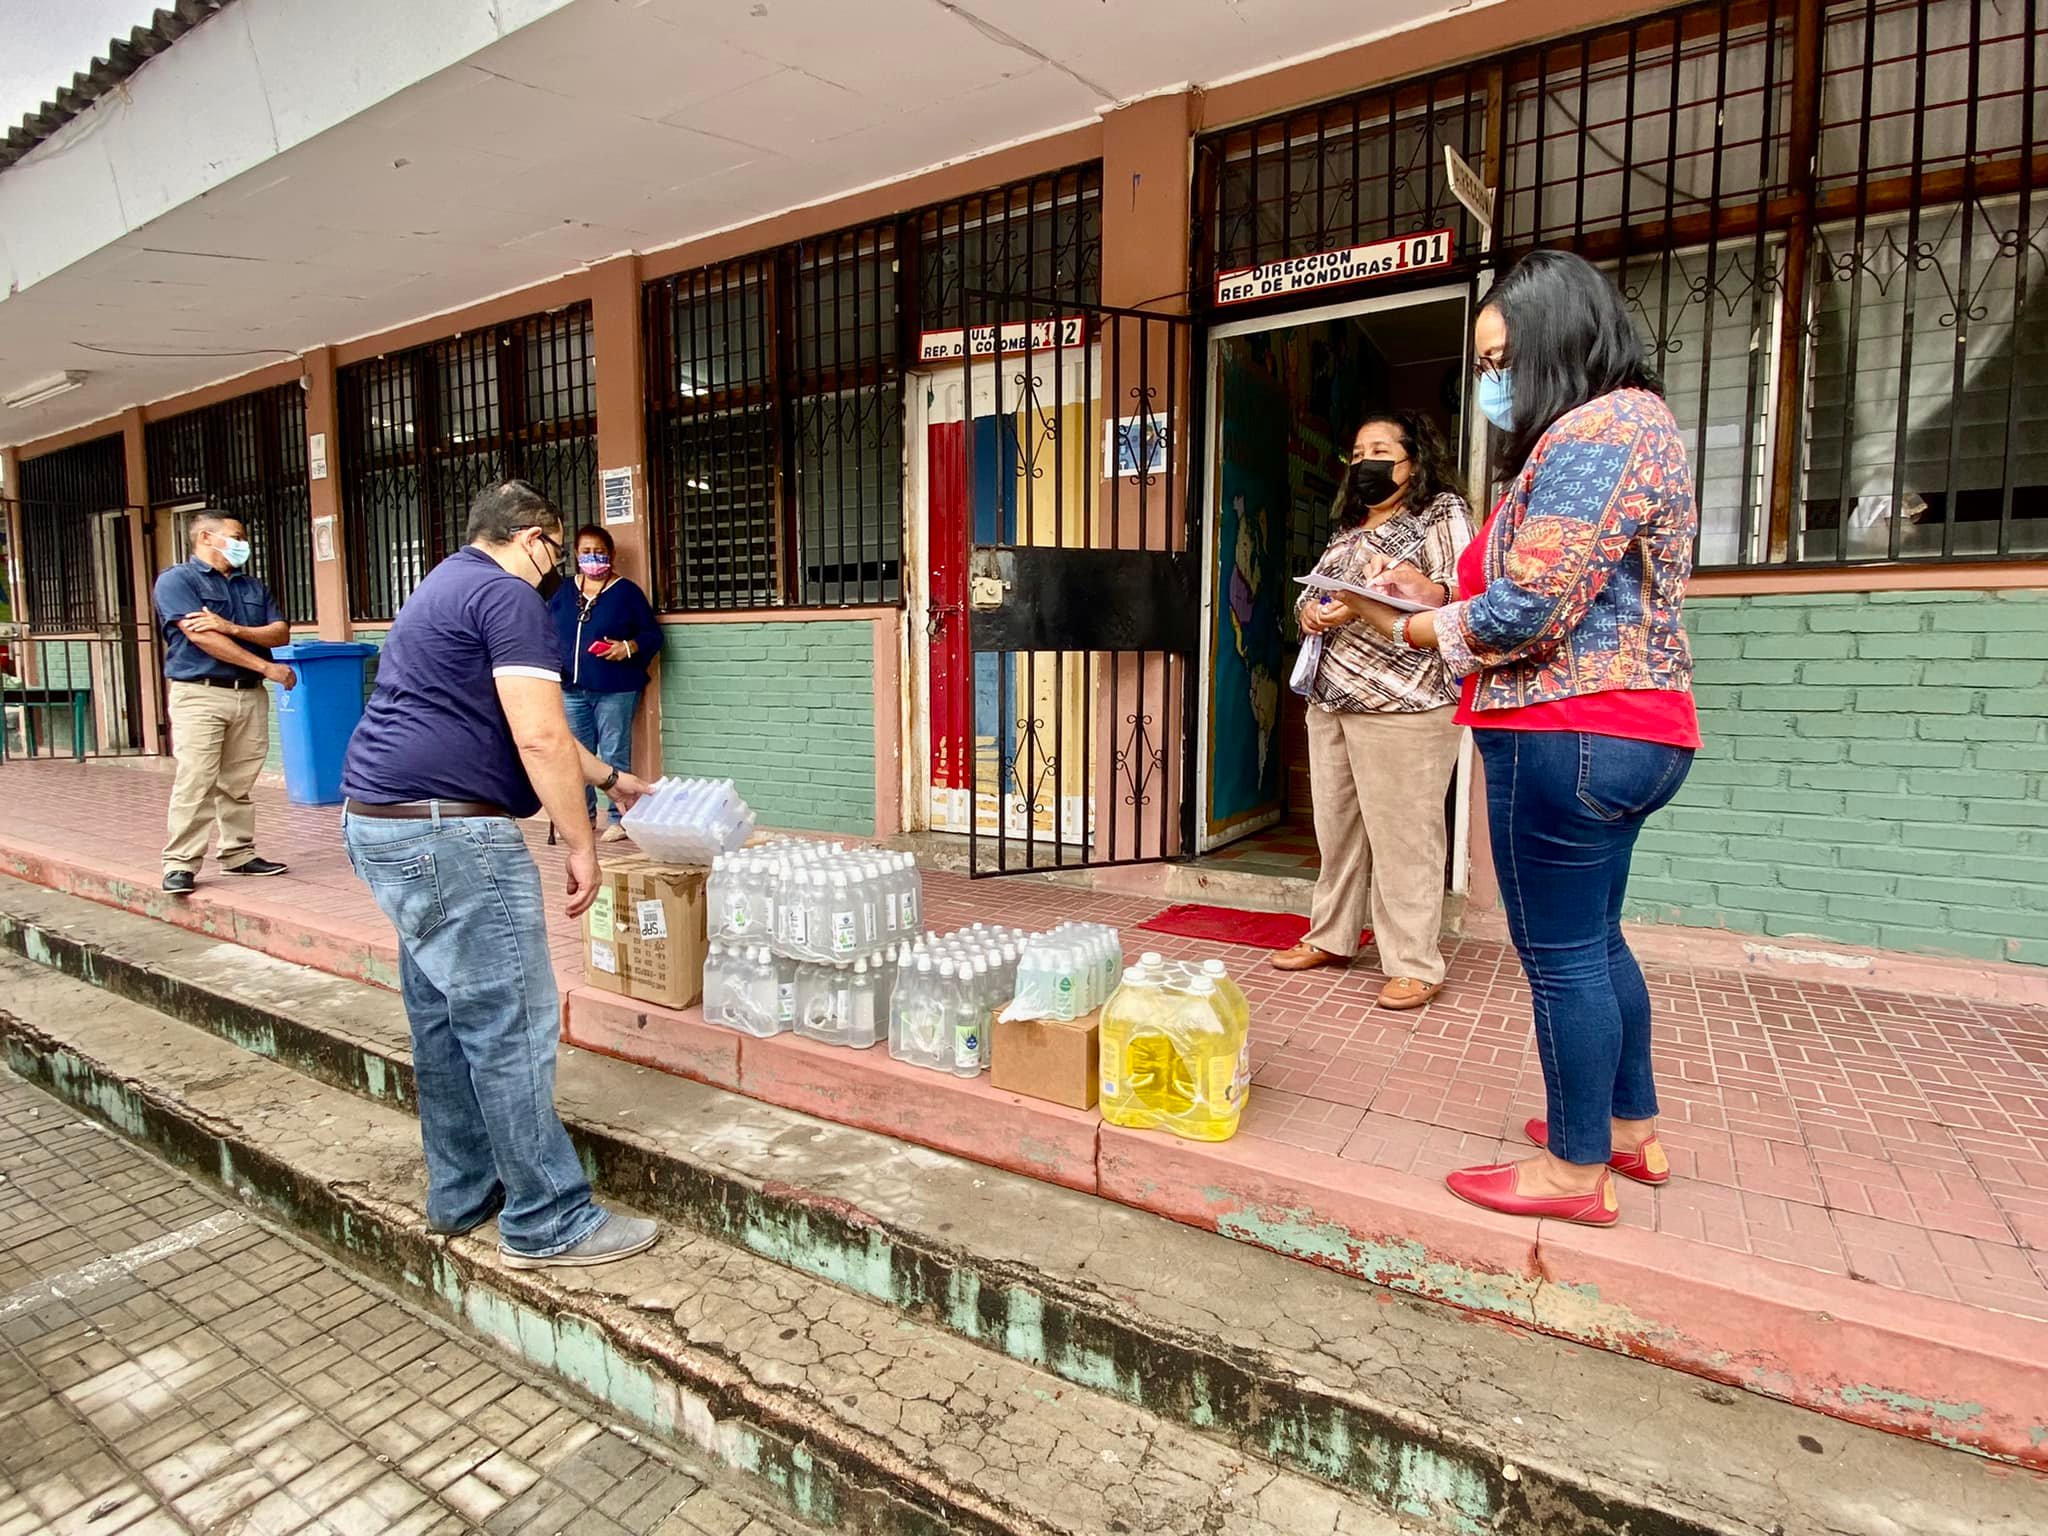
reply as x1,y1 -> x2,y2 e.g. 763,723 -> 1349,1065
656,621 -> 876,836
1628,589 -> 2048,967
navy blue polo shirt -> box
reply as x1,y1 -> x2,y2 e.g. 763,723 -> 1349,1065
341,548 -> 562,818
151,559 -> 285,682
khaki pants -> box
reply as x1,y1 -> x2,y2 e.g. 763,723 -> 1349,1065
1303,705 -> 1463,983
163,682 -> 270,874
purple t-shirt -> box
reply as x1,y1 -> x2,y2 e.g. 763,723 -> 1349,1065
341,547 -> 562,818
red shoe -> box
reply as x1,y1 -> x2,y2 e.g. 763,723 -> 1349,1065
1524,1120 -> 1670,1186
1445,1161 -> 1620,1227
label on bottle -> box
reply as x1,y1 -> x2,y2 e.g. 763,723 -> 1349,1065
835,989 -> 852,1028
832,911 -> 856,953
886,892 -> 900,929
902,890 -> 919,927
728,896 -> 750,933
954,1020 -> 981,1070
788,908 -> 808,946
778,982 -> 796,1023
1209,1055 -> 1236,1107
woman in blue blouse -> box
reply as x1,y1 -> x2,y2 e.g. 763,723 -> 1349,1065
549,525 -> 662,841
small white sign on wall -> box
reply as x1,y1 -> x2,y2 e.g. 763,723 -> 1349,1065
312,515 -> 337,564
308,433 -> 329,481
602,466 -> 635,525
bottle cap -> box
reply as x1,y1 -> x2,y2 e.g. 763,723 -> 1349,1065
1140,951 -> 1164,968
1203,959 -> 1227,976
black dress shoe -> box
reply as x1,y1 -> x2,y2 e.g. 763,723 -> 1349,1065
162,871 -> 196,896
225,857 -> 288,877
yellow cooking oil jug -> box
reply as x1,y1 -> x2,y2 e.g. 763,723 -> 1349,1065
1099,958 -> 1249,1141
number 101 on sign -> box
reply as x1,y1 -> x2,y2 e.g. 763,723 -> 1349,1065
1215,229 -> 1454,305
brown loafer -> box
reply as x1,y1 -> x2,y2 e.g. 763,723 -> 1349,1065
1377,977 -> 1444,1010
1270,942 -> 1346,972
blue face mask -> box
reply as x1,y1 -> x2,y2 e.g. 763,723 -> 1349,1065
1476,369 -> 1515,431
220,536 -> 252,569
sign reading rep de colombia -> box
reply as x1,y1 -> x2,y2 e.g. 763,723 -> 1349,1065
917,316 -> 1087,363
1214,229 -> 1454,306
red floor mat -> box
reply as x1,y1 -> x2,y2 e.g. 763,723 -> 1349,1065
1134,903 -> 1370,950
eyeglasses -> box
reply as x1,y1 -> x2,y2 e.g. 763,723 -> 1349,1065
1471,354 -> 1510,381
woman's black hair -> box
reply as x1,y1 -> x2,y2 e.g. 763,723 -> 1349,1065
1332,409 -> 1465,528
572,523 -> 616,558
1481,249 -> 1662,483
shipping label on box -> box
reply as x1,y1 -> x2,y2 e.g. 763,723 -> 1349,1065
581,857 -> 707,1011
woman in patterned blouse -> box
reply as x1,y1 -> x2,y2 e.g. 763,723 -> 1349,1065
1337,251 -> 1701,1229
1270,411 -> 1473,1013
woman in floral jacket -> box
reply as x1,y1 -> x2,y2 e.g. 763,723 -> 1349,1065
1339,250 -> 1700,1228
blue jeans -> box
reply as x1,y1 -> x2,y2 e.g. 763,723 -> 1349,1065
563,689 -> 640,824
342,811 -> 603,1257
1476,730 -> 1693,1167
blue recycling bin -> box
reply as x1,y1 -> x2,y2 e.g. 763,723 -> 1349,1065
274,641 -> 377,806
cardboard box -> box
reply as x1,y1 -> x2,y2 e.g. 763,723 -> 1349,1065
991,1009 -> 1100,1110
581,857 -> 708,1011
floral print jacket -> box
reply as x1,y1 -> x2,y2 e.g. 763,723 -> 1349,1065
1434,388 -> 1696,711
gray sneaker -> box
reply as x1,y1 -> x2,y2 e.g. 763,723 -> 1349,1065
499,1212 -> 658,1271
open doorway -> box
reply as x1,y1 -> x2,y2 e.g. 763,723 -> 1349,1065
1198,284 -> 1472,876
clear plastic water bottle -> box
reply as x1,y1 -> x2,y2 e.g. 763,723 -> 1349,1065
702,941 -> 729,1023
847,959 -> 880,1049
950,961 -> 984,1078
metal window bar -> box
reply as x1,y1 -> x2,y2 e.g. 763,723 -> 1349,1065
644,165 -> 1104,613
1202,68 -> 1489,291
339,303 -> 596,620
1199,0 -> 2041,568
16,436 -> 128,633
144,384 -> 316,624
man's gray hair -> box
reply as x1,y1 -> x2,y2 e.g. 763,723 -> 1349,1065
466,480 -> 562,546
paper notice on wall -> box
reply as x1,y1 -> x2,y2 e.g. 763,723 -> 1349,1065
312,515 -> 337,564
602,467 -> 635,525
635,898 -> 668,942
588,940 -> 618,975
309,433 -> 329,481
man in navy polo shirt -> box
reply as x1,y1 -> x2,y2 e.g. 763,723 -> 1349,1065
152,512 -> 297,896
341,480 -> 659,1271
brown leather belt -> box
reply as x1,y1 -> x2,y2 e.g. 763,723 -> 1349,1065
343,798 -> 510,821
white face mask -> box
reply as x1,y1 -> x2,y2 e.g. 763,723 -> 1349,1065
211,533 -> 252,569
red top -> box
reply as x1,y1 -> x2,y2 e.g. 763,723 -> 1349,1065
1450,510 -> 1701,748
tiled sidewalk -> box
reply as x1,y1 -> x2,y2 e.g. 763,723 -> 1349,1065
5,757 -> 2047,1327
0,1068 -> 806,1536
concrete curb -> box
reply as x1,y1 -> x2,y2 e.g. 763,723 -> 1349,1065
0,1008 -> 1065,1536
1,896 -> 1772,1536
7,890 -> 2045,1525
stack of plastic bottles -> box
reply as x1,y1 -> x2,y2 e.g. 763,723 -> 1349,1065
1098,951 -> 1251,1142
619,777 -> 755,865
702,839 -> 926,1042
1004,923 -> 1123,1022
888,925 -> 1031,1077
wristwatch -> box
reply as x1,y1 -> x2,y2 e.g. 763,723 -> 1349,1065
1392,615 -> 1413,649
599,768 -> 620,792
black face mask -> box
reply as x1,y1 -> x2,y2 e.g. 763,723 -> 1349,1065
1346,458 -> 1401,516
527,536 -> 565,602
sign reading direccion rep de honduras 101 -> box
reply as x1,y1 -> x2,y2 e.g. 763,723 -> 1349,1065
917,316 -> 1086,363
1214,229 -> 1454,305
